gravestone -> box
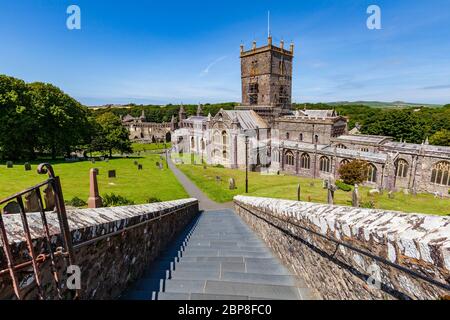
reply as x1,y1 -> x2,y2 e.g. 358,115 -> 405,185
297,184 -> 301,201
134,160 -> 138,166
156,162 -> 160,167
88,168 -> 103,208
3,201 -> 21,214
6,161 -> 13,168
215,176 -> 222,182
24,163 -> 32,171
229,178 -> 236,190
352,184 -> 360,207
138,164 -> 143,170
324,179 -> 337,205
108,170 -> 116,178
388,191 -> 395,199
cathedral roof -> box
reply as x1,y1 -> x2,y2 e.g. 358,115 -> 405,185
222,110 -> 269,130
298,109 -> 337,118
122,114 -> 135,122
333,134 -> 393,145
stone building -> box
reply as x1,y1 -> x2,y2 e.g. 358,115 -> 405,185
172,37 -> 450,196
122,110 -> 173,143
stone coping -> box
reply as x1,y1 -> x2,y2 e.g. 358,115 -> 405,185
233,195 -> 450,272
0,198 -> 198,246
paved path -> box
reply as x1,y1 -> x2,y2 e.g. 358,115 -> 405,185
167,155 -> 232,211
120,155 -> 313,300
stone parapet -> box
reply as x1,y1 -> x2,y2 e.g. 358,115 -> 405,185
234,195 -> 449,300
0,198 -> 199,299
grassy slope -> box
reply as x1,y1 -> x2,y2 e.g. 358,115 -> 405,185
0,154 -> 188,205
178,164 -> 450,216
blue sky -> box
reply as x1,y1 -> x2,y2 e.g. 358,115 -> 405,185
1,0 -> 450,105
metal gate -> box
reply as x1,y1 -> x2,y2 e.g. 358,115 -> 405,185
0,163 -> 78,299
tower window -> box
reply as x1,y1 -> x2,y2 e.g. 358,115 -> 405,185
248,83 -> 258,105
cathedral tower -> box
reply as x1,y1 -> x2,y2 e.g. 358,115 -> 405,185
236,36 -> 294,121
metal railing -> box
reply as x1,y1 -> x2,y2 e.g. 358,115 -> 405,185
0,163 -> 78,300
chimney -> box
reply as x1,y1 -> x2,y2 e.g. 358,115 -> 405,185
268,36 -> 272,45
240,44 -> 244,53
252,41 -> 257,50
280,40 -> 284,49
290,42 -> 294,54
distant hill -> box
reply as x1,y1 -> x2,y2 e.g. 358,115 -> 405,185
326,101 -> 443,108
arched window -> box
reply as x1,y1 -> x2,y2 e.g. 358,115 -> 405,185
361,147 -> 369,152
190,137 -> 195,148
212,149 -> 220,158
300,153 -> 310,169
340,159 -> 350,166
395,159 -> 409,178
314,135 -> 319,144
213,131 -> 221,144
299,133 -> 303,141
366,164 -> 377,183
285,151 -> 295,166
319,156 -> 330,172
286,132 -> 290,140
223,150 -> 228,159
336,144 -> 347,149
222,131 -> 228,145
430,161 -> 450,186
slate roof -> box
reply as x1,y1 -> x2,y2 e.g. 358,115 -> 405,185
223,110 -> 269,130
298,109 -> 336,118
333,134 -> 393,145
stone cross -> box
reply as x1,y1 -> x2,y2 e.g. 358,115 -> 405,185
352,184 -> 360,207
324,179 -> 337,205
88,168 -> 103,208
108,170 -> 116,178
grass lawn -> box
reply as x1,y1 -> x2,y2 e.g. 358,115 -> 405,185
0,154 -> 188,206
132,142 -> 171,153
177,164 -> 450,216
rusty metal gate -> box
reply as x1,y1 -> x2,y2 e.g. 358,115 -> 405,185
0,163 -> 78,299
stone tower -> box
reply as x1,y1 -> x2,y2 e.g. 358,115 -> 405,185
236,36 -> 294,121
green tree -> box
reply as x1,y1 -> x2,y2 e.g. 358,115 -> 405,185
0,75 -> 38,160
338,160 -> 369,185
429,129 -> 450,146
29,82 -> 92,159
95,112 -> 132,157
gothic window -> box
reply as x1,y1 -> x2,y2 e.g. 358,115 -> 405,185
300,153 -> 310,169
190,137 -> 195,148
366,164 -> 377,183
320,156 -> 331,173
336,144 -> 347,149
395,159 -> 409,178
314,135 -> 319,144
285,151 -> 295,166
286,132 -> 290,140
299,133 -> 303,141
361,147 -> 369,152
430,161 -> 450,186
340,159 -> 350,166
201,139 -> 205,150
213,131 -> 221,144
223,150 -> 228,159
222,131 -> 228,145
248,83 -> 258,105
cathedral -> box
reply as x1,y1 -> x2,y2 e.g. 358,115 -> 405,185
172,36 -> 450,195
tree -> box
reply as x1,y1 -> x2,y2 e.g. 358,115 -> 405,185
28,82 -> 92,159
0,75 -> 38,160
94,112 -> 132,157
338,160 -> 369,185
429,129 -> 450,146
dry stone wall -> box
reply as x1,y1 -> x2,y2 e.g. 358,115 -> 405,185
234,195 -> 449,300
0,198 -> 198,300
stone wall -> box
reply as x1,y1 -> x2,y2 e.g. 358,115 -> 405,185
234,195 -> 449,300
0,198 -> 198,300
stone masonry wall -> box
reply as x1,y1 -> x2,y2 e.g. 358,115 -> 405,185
0,198 -> 198,300
234,196 -> 449,300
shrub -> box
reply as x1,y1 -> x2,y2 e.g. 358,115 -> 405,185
65,196 -> 87,207
338,160 -> 369,185
147,197 -> 162,203
102,193 -> 135,207
336,180 -> 352,192
214,164 -> 224,168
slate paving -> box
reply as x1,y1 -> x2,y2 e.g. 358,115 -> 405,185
121,210 -> 314,300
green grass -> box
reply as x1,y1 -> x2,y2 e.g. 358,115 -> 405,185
132,142 -> 171,153
177,164 -> 450,216
0,154 -> 188,206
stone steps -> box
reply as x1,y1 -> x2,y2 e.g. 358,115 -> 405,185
120,209 -> 315,300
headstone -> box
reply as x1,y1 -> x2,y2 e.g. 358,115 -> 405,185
388,191 -> 395,199
215,176 -> 222,182
43,185 -> 56,211
297,184 -> 301,201
134,160 -> 138,165
24,163 -> 32,171
403,188 -> 410,195
138,164 -> 143,170
3,201 -> 21,214
108,170 -> 116,178
325,179 -> 337,205
88,168 -> 103,208
369,188 -> 380,195
24,190 -> 40,212
156,161 -> 160,167
6,161 -> 13,168
229,178 -> 236,190
352,184 -> 360,207
307,195 -> 312,202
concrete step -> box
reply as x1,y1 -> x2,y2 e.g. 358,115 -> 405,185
189,293 -> 249,300
220,272 -> 297,286
204,280 -> 301,300
164,279 -> 206,294
157,292 -> 190,300
180,256 -> 244,263
171,270 -> 220,281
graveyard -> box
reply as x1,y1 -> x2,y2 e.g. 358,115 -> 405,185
0,153 -> 188,206
176,163 -> 450,216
